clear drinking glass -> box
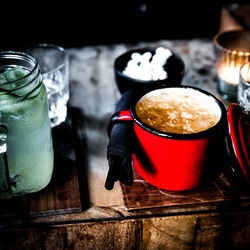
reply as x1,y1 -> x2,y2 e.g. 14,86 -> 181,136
25,44 -> 70,127
239,62 -> 250,115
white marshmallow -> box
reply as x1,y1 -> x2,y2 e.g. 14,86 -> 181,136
122,47 -> 172,81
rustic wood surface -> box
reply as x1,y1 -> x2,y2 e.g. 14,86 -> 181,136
1,212 -> 250,249
121,165 -> 250,211
0,36 -> 250,249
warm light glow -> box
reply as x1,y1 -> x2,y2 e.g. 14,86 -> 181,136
217,50 -> 250,85
241,62 -> 250,82
218,62 -> 242,85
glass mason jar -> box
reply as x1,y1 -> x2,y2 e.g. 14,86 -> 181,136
0,51 -> 54,199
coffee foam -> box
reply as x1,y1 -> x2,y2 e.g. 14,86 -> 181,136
141,88 -> 221,113
136,87 -> 222,134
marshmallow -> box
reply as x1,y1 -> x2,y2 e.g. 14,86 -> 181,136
123,47 -> 172,81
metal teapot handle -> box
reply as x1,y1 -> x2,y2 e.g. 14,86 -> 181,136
0,125 -> 10,192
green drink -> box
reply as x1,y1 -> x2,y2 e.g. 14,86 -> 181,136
0,52 -> 54,199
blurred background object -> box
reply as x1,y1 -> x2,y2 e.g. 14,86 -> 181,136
219,2 -> 250,32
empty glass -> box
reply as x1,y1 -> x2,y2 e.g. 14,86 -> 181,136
238,62 -> 250,115
25,44 -> 70,127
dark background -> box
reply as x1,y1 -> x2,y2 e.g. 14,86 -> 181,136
0,1 -> 244,49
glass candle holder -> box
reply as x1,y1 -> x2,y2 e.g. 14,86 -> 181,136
214,30 -> 250,102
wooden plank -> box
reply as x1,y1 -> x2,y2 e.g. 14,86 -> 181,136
0,108 -> 86,218
1,212 -> 250,249
121,164 -> 250,211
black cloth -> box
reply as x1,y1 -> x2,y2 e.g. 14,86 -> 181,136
105,90 -> 135,190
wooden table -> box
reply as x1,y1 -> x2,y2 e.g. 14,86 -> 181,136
0,38 -> 249,250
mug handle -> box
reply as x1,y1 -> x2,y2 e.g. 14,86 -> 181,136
0,125 -> 10,192
107,110 -> 133,136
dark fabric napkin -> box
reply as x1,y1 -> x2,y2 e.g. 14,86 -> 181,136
105,90 -> 135,190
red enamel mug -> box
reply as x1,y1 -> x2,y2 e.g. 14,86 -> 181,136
109,86 -> 227,191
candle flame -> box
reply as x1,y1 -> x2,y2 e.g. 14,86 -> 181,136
218,62 -> 241,85
217,50 -> 250,85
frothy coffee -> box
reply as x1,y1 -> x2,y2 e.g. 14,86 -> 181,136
135,88 -> 221,134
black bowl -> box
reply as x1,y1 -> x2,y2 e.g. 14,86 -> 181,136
114,47 -> 185,93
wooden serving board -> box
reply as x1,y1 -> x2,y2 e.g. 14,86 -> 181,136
121,164 -> 250,211
0,107 -> 87,218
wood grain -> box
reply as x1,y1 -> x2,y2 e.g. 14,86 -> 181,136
121,164 -> 250,211
1,212 -> 250,249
